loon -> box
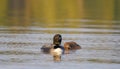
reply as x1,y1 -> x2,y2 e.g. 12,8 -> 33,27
41,34 -> 81,61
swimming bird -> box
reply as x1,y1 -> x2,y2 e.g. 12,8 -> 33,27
41,34 -> 81,61
41,34 -> 64,61
64,41 -> 81,54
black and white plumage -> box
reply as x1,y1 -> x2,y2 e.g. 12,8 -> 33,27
41,34 -> 64,61
41,34 -> 81,61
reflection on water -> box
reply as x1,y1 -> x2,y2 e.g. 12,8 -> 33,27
0,25 -> 120,34
0,26 -> 120,69
0,0 -> 120,69
0,0 -> 120,26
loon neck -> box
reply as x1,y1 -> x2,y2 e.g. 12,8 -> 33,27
54,45 -> 61,49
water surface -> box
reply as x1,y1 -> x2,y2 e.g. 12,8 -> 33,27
0,0 -> 120,69
0,24 -> 120,69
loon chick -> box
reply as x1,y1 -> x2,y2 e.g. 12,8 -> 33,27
64,41 -> 81,54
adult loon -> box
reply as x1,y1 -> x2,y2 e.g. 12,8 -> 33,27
41,34 -> 81,61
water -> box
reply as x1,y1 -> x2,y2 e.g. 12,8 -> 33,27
0,0 -> 120,69
0,24 -> 120,69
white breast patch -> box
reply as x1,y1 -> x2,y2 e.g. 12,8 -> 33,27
53,48 -> 63,56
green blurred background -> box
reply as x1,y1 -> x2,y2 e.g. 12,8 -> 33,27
0,0 -> 120,28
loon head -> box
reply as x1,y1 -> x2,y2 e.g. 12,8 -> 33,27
53,34 -> 62,46
64,41 -> 81,54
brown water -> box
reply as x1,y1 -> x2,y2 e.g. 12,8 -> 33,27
0,0 -> 120,69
